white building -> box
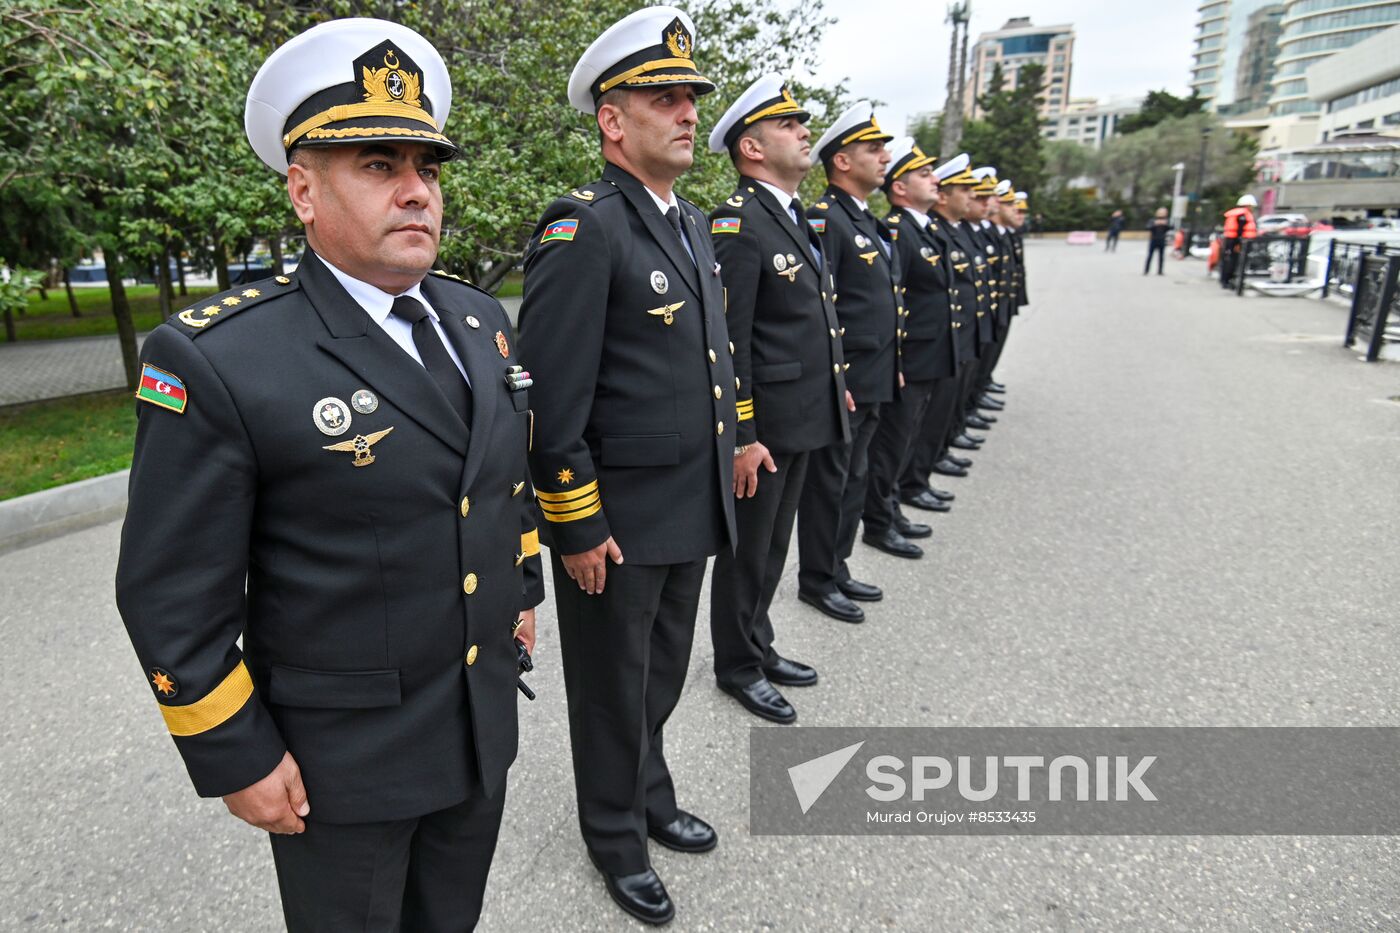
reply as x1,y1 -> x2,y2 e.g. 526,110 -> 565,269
967,17 -> 1075,119
1040,96 -> 1143,149
1190,0 -> 1285,115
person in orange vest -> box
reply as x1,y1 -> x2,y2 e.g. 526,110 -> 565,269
1219,194 -> 1258,287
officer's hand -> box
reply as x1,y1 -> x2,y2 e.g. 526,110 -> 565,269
845,390 -> 856,412
561,537 -> 623,595
733,442 -> 776,499
515,608 -> 537,654
899,371 -> 906,389
223,751 -> 309,834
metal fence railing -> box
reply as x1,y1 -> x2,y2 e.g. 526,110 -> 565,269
1323,239 -> 1391,300
1231,235 -> 1311,295
1344,253 -> 1400,362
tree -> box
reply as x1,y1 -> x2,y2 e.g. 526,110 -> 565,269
1096,113 -> 1256,224
1116,89 -> 1206,136
958,62 -> 1046,199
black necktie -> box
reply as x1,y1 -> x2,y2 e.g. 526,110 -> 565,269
792,199 -> 821,263
864,209 -> 891,257
390,295 -> 472,428
665,205 -> 696,266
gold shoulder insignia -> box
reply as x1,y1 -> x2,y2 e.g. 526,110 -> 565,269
175,277 -> 295,334
429,268 -> 474,284
570,189 -> 595,201
887,214 -> 901,224
815,201 -> 829,209
726,195 -> 744,208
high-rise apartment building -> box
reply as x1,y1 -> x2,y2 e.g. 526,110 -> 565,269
1268,0 -> 1400,115
966,17 -> 1075,119
1190,0 -> 1284,114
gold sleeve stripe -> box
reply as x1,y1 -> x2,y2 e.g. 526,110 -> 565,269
736,398 -> 755,421
542,499 -> 603,523
159,661 -> 254,737
521,528 -> 540,558
535,480 -> 599,503
538,492 -> 601,515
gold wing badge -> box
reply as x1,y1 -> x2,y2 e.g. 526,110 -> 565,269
646,301 -> 685,325
858,251 -> 879,266
323,426 -> 394,467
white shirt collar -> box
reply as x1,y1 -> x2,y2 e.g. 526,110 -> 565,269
322,257 -> 434,325
903,207 -> 931,229
643,185 -> 679,215
755,180 -> 797,212
852,195 -> 869,212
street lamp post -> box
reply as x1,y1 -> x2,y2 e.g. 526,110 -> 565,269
1170,161 -> 1186,231
1191,127 -> 1213,255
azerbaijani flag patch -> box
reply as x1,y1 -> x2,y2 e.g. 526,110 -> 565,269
541,218 -> 579,243
711,217 -> 742,235
808,218 -> 827,234
136,364 -> 187,414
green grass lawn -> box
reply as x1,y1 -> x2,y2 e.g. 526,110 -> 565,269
12,285 -> 219,341
0,391 -> 137,500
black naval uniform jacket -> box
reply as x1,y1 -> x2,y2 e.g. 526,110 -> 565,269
114,251 -> 545,823
517,163 -> 736,565
992,224 -> 1018,328
930,211 -> 982,363
806,186 -> 902,404
707,177 -> 850,453
1012,229 -> 1029,309
951,221 -> 994,344
884,206 -> 966,382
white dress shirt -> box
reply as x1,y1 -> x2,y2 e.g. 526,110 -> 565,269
904,207 -> 931,229
642,184 -> 695,265
756,179 -> 799,225
322,258 -> 470,384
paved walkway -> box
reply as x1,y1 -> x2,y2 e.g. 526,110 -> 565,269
3,243 -> 1397,931
0,299 -> 522,406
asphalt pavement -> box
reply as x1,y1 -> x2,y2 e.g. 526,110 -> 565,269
3,240 -> 1398,931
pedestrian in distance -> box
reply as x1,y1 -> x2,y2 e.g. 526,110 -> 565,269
1105,209 -> 1125,252
114,18 -> 543,931
1145,208 -> 1172,275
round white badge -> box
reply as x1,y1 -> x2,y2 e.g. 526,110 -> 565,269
650,271 -> 668,294
313,397 -> 352,436
351,389 -> 379,415
772,254 -> 788,272
854,234 -> 869,248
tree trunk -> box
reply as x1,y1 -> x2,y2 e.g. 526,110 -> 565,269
477,259 -> 512,294
108,252 -> 140,390
63,267 -> 81,316
175,242 -> 188,296
2,304 -> 14,342
214,235 -> 231,290
157,242 -> 174,320
270,234 -> 284,276
36,284 -> 48,301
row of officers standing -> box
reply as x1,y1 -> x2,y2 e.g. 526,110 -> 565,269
113,7 -> 1030,931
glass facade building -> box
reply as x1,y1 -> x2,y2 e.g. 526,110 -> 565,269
1268,0 -> 1400,114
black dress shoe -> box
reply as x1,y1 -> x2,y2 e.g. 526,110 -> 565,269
960,432 -> 986,444
767,652 -> 817,683
862,528 -> 923,559
945,454 -> 973,468
894,513 -> 933,537
764,655 -> 818,687
965,414 -> 994,430
976,395 -> 1004,411
950,434 -> 980,450
986,380 -> 1006,393
932,458 -> 969,477
649,810 -> 719,853
798,589 -> 866,622
901,490 -> 951,513
930,487 -> 955,501
719,678 -> 796,724
836,578 -> 883,601
589,856 -> 675,926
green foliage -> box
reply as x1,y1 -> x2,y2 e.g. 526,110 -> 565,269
958,62 -> 1046,199
0,391 -> 136,500
1034,188 -> 1112,232
909,112 -> 941,156
1116,89 -> 1206,136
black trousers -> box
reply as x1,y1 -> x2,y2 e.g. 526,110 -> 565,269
1145,241 -> 1166,274
269,788 -> 507,932
957,349 -> 988,425
898,371 -> 965,500
797,401 -> 880,595
978,314 -> 1014,387
1219,239 -> 1240,286
863,383 -> 934,536
712,450 -> 809,687
553,553 -> 705,875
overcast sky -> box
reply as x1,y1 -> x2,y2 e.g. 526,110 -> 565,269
802,0 -> 1198,135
